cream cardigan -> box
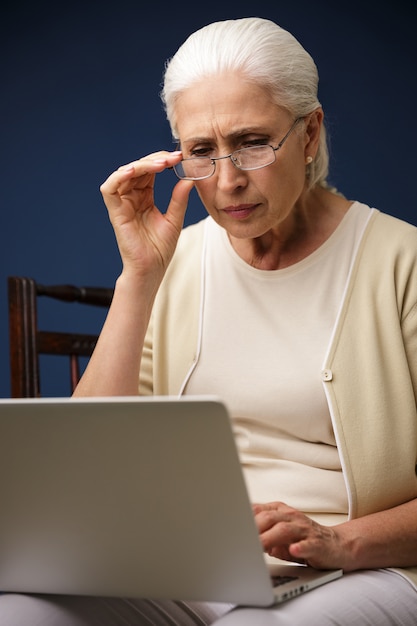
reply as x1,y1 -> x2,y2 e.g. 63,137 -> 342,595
139,208 -> 417,585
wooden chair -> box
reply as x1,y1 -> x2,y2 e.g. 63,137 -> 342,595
8,276 -> 113,397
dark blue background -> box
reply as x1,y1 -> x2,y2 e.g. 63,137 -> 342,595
2,0 -> 416,397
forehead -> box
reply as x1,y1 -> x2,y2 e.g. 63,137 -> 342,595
174,72 -> 287,142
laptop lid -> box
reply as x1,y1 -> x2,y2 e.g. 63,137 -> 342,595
0,396 -> 341,606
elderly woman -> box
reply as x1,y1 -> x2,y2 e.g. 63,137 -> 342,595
3,16 -> 417,626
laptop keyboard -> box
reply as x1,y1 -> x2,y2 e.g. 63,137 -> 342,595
271,575 -> 299,587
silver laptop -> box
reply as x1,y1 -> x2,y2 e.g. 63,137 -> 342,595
0,396 -> 342,606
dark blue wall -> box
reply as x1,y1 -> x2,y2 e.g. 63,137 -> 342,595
2,0 -> 416,397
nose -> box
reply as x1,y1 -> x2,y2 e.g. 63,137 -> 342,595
214,154 -> 248,192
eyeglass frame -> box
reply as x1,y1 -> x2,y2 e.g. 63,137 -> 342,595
172,116 -> 304,181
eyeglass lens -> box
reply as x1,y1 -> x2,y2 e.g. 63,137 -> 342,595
174,144 -> 276,180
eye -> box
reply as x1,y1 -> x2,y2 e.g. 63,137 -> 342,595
240,137 -> 270,149
189,146 -> 214,158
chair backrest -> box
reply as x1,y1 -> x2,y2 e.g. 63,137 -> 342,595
8,276 -> 113,397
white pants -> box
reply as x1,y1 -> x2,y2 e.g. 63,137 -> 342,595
0,570 -> 416,626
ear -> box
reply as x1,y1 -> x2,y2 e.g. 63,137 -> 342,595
304,108 -> 323,161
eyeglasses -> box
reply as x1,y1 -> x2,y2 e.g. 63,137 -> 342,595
173,117 -> 303,181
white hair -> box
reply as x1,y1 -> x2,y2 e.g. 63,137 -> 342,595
161,17 -> 331,189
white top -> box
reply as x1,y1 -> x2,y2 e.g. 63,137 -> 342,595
185,202 -> 372,520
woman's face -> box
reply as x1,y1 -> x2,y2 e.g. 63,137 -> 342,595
174,72 -> 319,242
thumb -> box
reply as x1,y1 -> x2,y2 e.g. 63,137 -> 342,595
166,179 -> 195,233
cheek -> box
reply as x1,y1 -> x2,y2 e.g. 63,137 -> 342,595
193,180 -> 217,212
268,157 -> 306,198
252,167 -> 293,203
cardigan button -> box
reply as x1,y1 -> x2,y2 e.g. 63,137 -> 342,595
321,369 -> 333,381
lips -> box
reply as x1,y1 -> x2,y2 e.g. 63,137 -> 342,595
222,204 -> 258,219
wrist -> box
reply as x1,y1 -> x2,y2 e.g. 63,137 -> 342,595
116,268 -> 161,303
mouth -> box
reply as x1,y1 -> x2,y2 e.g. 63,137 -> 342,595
221,204 -> 258,219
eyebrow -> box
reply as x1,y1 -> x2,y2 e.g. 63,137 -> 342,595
181,127 -> 270,144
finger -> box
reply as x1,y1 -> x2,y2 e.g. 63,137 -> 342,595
253,502 -> 291,525
120,150 -> 183,179
118,150 -> 182,168
165,179 -> 195,233
254,501 -> 287,513
254,510 -> 282,534
288,540 -> 309,561
100,165 -> 137,201
101,151 -> 183,198
288,540 -> 326,569
261,525 -> 308,564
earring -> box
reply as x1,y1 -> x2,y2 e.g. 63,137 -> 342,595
305,156 -> 313,165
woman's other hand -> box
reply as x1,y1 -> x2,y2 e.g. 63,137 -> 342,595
253,501 -> 345,570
